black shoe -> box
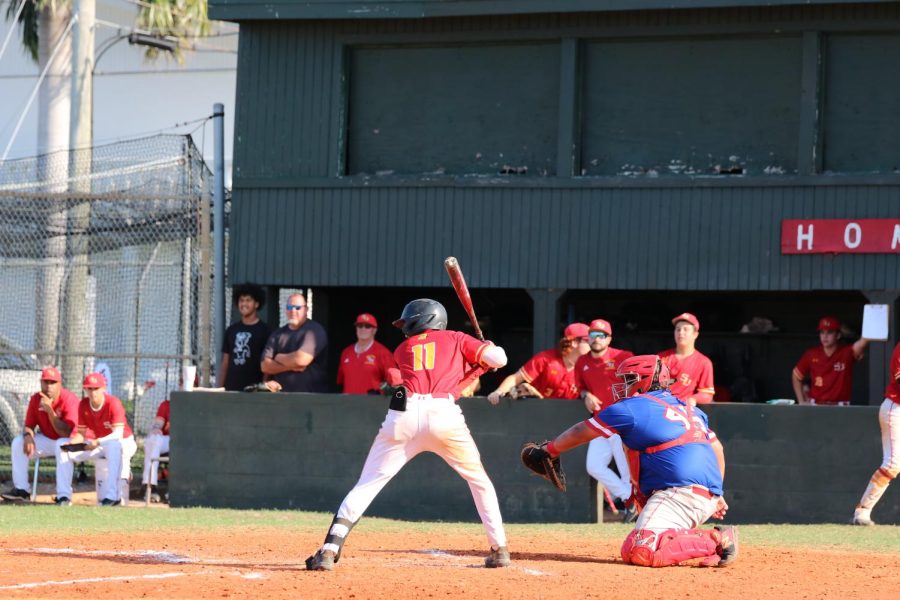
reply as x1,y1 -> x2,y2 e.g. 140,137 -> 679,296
621,506 -> 638,523
149,486 -> 162,503
1,488 -> 30,502
484,546 -> 511,568
305,549 -> 336,571
100,498 -> 121,506
54,496 -> 72,506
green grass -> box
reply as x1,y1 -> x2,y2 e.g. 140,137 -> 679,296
0,505 -> 896,554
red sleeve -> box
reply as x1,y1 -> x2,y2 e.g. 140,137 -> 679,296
108,396 -> 127,425
456,331 -> 490,366
336,347 -> 349,386
520,352 -> 547,383
24,393 -> 40,430
78,399 -> 89,432
574,355 -> 587,390
892,344 -> 900,381
696,356 -> 715,394
58,390 -> 80,431
155,400 -> 170,420
793,348 -> 812,379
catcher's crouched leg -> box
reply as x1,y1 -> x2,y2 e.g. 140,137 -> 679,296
621,528 -> 729,567
306,516 -> 357,571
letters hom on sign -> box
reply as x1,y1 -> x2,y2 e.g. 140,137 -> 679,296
781,219 -> 900,254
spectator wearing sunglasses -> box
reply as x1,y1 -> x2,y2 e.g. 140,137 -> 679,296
659,312 -> 715,406
575,319 -> 636,518
487,323 -> 591,402
219,283 -> 272,391
337,313 -> 398,394
261,293 -> 329,392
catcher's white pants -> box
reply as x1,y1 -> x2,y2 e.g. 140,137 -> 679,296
10,434 -> 69,496
141,433 -> 170,486
57,436 -> 137,502
336,393 -> 507,548
634,485 -> 719,533
585,434 -> 632,501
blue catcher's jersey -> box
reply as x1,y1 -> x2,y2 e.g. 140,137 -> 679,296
587,389 -> 723,496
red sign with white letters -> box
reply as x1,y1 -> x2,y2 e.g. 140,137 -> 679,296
781,219 -> 900,254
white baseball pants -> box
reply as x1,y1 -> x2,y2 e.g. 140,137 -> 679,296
634,485 -> 719,533
585,434 -> 632,501
141,433 -> 170,486
57,436 -> 137,502
10,434 -> 69,496
336,394 -> 507,548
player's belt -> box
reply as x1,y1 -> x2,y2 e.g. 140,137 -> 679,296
690,486 -> 713,499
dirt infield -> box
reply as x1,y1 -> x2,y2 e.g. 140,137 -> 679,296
1,524 -> 897,599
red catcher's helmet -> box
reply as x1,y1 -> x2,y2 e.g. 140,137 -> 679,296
612,355 -> 670,401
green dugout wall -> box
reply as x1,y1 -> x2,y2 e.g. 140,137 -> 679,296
170,392 -> 898,525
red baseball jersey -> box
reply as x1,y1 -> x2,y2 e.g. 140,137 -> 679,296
520,349 -> 579,400
575,347 -> 635,409
659,349 -> 716,404
337,340 -> 398,394
793,344 -> 859,405
394,329 -> 490,397
24,388 -> 80,440
78,393 -> 133,438
156,400 -> 171,435
883,342 -> 900,404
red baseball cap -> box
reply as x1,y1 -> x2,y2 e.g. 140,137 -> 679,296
672,312 -> 700,330
564,322 -> 590,340
817,316 -> 841,332
40,367 -> 61,382
82,372 -> 106,389
589,319 -> 612,335
355,313 -> 378,327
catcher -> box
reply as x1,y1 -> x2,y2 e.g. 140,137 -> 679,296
521,354 -> 739,568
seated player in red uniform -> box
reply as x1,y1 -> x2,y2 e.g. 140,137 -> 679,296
487,322 -> 590,402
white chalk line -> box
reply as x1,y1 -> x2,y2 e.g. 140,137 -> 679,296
0,572 -> 187,590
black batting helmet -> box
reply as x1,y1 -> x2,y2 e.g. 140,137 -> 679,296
393,298 -> 448,336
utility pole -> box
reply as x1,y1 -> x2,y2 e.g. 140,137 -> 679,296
63,0 -> 96,385
212,103 -> 226,386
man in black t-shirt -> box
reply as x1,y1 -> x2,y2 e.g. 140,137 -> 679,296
218,284 -> 272,391
261,292 -> 329,392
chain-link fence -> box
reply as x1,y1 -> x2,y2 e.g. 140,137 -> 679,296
0,134 -> 214,442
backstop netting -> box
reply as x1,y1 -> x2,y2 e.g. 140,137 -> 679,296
0,134 -> 214,441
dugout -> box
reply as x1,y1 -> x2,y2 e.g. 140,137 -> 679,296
212,0 -> 900,404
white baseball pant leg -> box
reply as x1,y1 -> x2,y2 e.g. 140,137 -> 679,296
585,435 -> 632,501
142,434 -> 170,485
634,486 -> 720,533
855,399 -> 900,517
57,437 -> 136,502
10,434 -> 69,496
336,394 -> 507,548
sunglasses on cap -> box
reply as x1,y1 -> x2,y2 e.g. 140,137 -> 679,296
286,304 -> 306,311
589,331 -> 609,339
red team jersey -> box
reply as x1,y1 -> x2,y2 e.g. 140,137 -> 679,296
793,344 -> 859,405
24,388 -> 80,440
519,349 -> 579,400
78,393 -> 133,438
156,400 -> 171,435
394,330 -> 490,397
337,341 -> 398,394
575,348 -> 635,409
884,342 -> 900,404
659,349 -> 716,404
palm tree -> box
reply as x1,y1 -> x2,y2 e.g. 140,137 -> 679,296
4,0 -> 211,367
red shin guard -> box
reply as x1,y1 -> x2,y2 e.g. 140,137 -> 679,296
621,528 -> 718,567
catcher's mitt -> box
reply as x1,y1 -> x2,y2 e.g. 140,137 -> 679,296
521,441 -> 566,491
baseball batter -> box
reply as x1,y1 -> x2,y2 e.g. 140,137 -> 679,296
1,367 -> 80,505
336,313 -> 398,394
141,398 -> 170,503
58,373 -> 137,506
852,340 -> 900,525
487,322 -> 590,402
575,319 -> 634,513
792,316 -> 869,405
659,312 -> 715,406
524,355 -> 738,568
306,299 -> 511,571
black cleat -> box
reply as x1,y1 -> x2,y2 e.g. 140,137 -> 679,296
53,496 -> 72,506
715,526 -> 739,566
306,549 -> 336,571
100,498 -> 121,506
1,488 -> 30,502
484,546 -> 511,568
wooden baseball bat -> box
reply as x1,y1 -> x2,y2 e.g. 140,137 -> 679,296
444,256 -> 484,341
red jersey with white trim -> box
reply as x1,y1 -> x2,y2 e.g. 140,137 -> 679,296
156,400 -> 171,435
337,340 -> 398,394
394,329 -> 490,397
78,393 -> 133,438
659,349 -> 716,404
24,388 -> 80,440
520,349 -> 579,400
575,348 -> 634,409
793,344 -> 859,405
884,342 -> 900,404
